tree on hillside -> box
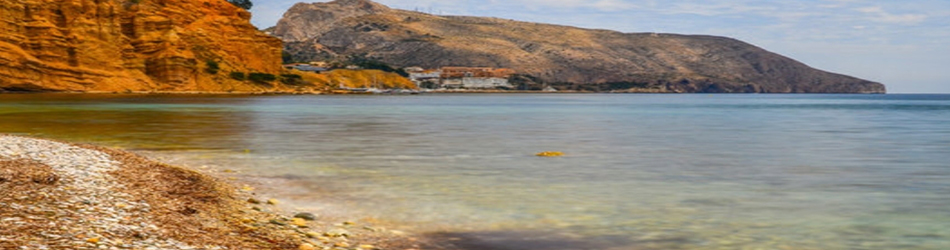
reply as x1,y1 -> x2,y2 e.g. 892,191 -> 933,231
228,0 -> 252,10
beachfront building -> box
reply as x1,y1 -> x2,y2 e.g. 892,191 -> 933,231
283,63 -> 329,73
293,65 -> 328,73
408,69 -> 442,89
461,77 -> 511,89
435,67 -> 516,89
405,66 -> 516,89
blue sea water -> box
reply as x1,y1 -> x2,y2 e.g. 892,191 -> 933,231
2,94 -> 949,249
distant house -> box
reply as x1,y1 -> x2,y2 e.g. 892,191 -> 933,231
293,65 -> 328,73
462,77 -> 512,89
309,61 -> 330,68
283,63 -> 304,70
403,66 -> 425,73
403,66 -> 516,89
409,71 -> 441,81
441,78 -> 464,89
409,69 -> 442,89
440,67 -> 515,89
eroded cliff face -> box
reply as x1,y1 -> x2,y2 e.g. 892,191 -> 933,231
275,0 -> 886,93
0,0 -> 284,92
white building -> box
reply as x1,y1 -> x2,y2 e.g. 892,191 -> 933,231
462,77 -> 512,89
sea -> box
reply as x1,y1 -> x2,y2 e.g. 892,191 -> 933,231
2,93 -> 948,250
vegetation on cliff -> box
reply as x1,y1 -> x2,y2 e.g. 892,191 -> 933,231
0,0 -> 286,93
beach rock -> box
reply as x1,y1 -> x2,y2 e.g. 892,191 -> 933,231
247,198 -> 262,204
266,199 -> 280,205
305,231 -> 322,238
298,243 -> 316,250
325,228 -> 351,237
536,151 -> 565,157
291,218 -> 309,227
294,212 -> 318,221
269,219 -> 288,226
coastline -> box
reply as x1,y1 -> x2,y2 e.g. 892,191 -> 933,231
0,135 -> 429,249
0,87 -> 890,95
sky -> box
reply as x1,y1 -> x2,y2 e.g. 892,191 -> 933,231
250,0 -> 950,93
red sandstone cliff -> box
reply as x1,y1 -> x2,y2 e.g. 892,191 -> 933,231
0,0 -> 284,92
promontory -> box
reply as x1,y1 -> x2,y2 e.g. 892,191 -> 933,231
273,0 -> 886,93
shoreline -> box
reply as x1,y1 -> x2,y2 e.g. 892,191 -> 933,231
0,90 -> 892,96
0,135 -> 434,249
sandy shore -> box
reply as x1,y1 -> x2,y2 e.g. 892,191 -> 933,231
0,135 -> 437,249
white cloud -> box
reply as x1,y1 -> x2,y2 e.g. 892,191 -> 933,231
857,6 -> 927,25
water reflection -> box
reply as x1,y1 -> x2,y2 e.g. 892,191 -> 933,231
2,94 -> 950,250
0,94 -> 256,150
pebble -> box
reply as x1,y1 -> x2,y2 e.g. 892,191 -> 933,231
269,219 -> 288,226
291,218 -> 308,227
298,243 -> 316,250
247,198 -> 262,204
266,199 -> 279,205
0,136 -> 214,249
293,212 -> 317,221
325,229 -> 350,238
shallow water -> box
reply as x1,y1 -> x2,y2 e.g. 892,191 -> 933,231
2,93 -> 949,249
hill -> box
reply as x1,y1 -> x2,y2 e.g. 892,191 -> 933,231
273,0 -> 886,93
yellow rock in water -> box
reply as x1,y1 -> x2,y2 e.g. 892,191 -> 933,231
86,237 -> 100,244
298,243 -> 316,250
536,151 -> 565,157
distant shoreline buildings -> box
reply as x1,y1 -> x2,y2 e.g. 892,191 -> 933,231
283,62 -> 519,90
406,66 -> 515,89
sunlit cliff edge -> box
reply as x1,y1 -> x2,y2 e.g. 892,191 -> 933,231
0,0 -> 287,93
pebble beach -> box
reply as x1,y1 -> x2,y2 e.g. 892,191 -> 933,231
0,135 -> 433,250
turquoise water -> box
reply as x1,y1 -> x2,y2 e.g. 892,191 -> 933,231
2,94 -> 949,249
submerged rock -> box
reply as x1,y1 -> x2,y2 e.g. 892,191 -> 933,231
536,151 -> 565,157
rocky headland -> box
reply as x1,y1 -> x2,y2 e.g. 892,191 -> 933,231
0,0 -> 286,93
273,0 -> 886,93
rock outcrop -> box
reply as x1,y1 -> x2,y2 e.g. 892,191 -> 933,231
273,0 -> 886,93
0,0 -> 285,93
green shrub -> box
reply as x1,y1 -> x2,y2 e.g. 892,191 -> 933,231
248,72 -> 277,83
280,74 -> 306,85
227,0 -> 252,10
230,72 -> 246,81
205,60 -> 220,74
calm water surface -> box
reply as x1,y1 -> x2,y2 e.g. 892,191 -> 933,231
2,94 -> 949,249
